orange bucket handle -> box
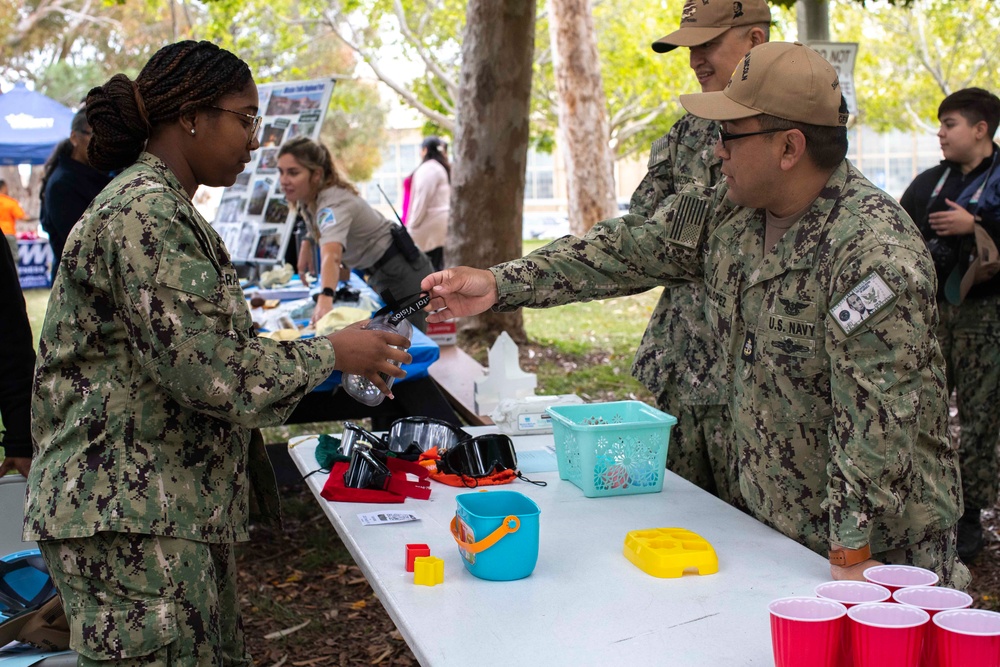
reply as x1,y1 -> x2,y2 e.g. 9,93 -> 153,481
450,515 -> 520,554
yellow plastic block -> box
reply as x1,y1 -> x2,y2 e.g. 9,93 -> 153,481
623,527 -> 719,578
413,556 -> 445,586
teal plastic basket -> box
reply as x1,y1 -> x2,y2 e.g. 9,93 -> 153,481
545,401 -> 677,498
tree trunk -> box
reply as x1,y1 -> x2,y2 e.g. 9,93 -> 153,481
549,0 -> 617,236
448,0 -> 536,344
0,165 -> 42,224
796,0 -> 830,42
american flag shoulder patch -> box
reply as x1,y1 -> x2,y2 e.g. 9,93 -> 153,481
648,136 -> 670,168
665,194 -> 709,249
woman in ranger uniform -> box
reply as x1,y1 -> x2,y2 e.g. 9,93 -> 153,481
278,137 -> 434,330
25,40 -> 411,665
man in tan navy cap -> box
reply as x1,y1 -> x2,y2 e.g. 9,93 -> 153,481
631,0 -> 770,509
421,42 -> 968,587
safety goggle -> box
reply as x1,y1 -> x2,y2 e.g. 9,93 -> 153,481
343,443 -> 392,491
338,422 -> 387,459
385,417 -> 469,456
438,433 -> 518,478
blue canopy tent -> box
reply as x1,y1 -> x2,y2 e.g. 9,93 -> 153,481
0,83 -> 74,165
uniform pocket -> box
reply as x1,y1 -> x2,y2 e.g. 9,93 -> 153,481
69,598 -> 178,661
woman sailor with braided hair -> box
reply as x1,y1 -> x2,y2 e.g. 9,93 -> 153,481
25,40 -> 411,665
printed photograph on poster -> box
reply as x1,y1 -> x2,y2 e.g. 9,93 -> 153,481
257,148 -> 279,173
288,122 -> 316,141
253,227 -> 284,262
232,171 -> 251,191
235,222 -> 258,260
266,89 -> 324,116
264,197 -> 289,224
248,178 -> 273,216
217,196 -> 247,223
298,109 -> 321,123
216,223 -> 241,254
261,123 -> 287,148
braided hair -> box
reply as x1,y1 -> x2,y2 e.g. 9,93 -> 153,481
85,40 -> 252,172
278,136 -> 360,198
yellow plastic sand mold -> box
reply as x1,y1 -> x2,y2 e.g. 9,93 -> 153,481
623,527 -> 719,578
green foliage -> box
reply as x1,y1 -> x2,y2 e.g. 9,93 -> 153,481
831,0 -> 1000,132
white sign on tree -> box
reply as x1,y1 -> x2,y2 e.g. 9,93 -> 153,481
808,42 -> 859,117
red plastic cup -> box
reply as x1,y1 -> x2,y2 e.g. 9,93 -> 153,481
814,582 -> 891,667
932,608 -> 1000,667
816,581 -> 893,607
893,586 -> 973,667
769,596 -> 847,667
863,564 -> 939,594
849,602 -> 929,667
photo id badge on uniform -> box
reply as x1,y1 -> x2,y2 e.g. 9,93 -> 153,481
830,271 -> 897,336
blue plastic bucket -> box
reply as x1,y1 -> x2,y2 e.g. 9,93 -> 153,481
450,491 -> 540,581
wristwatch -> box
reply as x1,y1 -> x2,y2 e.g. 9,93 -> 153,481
828,544 -> 872,567
320,287 -> 336,299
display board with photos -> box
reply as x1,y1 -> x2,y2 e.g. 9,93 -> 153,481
211,78 -> 337,266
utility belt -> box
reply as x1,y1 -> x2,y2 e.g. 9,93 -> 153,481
369,224 -> 422,273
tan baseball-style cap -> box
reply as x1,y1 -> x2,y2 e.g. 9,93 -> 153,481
652,0 -> 771,53
679,42 -> 849,127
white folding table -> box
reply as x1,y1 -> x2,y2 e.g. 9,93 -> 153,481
287,430 -> 829,666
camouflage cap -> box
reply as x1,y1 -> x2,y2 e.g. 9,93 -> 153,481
652,0 -> 771,53
679,42 -> 848,127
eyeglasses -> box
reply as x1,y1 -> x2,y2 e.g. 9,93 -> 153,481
439,433 -> 518,478
207,105 -> 262,147
717,127 -> 784,149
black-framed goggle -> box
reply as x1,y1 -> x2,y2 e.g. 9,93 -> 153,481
338,421 -> 386,458
438,433 -> 518,478
343,443 -> 392,491
385,417 -> 469,456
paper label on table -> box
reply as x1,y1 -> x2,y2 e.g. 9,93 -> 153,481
516,449 -> 559,474
357,511 -> 421,526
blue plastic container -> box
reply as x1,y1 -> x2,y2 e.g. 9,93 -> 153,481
450,491 -> 540,581
546,400 -> 677,498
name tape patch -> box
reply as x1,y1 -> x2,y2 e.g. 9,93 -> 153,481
830,271 -> 896,336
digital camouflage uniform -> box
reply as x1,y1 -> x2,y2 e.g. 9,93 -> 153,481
629,114 -> 741,505
490,160 -> 968,587
26,153 -> 340,664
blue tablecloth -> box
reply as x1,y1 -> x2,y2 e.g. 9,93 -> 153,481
245,273 -> 439,392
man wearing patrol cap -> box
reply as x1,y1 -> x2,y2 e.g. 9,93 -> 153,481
631,0 -> 770,507
421,42 -> 968,587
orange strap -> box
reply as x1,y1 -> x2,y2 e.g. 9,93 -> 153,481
450,514 -> 520,554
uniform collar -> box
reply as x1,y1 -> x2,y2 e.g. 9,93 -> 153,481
744,160 -> 849,288
135,152 -> 190,199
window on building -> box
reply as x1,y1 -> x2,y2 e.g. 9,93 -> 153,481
525,149 -> 555,201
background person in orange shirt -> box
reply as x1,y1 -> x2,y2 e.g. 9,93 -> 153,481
0,180 -> 26,260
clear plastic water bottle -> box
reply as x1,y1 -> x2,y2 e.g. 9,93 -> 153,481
341,315 -> 413,406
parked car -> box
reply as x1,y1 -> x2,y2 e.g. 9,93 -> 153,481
522,212 -> 570,240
